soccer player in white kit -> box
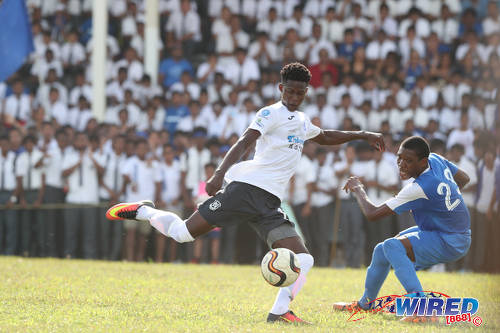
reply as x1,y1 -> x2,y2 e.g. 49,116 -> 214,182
107,63 -> 385,324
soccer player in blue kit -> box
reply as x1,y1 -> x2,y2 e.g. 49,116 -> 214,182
333,136 -> 472,323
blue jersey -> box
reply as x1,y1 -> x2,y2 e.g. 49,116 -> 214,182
385,153 -> 470,233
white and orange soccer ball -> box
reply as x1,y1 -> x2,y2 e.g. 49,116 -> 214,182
260,248 -> 301,287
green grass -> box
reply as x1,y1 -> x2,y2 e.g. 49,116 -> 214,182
0,257 -> 498,332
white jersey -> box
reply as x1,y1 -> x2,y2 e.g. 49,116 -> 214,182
225,101 -> 321,200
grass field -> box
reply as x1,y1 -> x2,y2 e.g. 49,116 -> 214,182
0,257 -> 498,332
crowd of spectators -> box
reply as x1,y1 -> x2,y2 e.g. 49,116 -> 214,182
0,0 -> 499,272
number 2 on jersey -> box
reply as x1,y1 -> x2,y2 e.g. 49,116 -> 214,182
437,168 -> 460,211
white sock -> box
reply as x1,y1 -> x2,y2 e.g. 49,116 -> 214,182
270,253 -> 314,315
149,210 -> 194,243
136,205 -> 158,221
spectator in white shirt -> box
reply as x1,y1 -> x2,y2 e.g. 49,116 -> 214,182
447,111 -> 475,159
256,7 -> 287,43
67,96 -> 93,131
98,134 -> 127,260
62,132 -> 104,259
35,30 -> 61,61
310,147 -> 337,266
248,31 -> 279,68
61,30 -> 85,70
196,54 -> 224,86
442,72 -> 471,108
121,1 -> 138,38
179,128 -> 211,210
279,28 -> 308,63
289,141 -> 316,249
212,6 -> 233,57
343,2 -> 373,40
113,48 -> 144,82
334,74 -> 364,107
398,25 -> 426,65
304,0 -> 335,18
46,87 -> 68,126
165,0 -> 201,56
31,49 -> 63,81
432,94 -> 459,134
285,5 -> 313,41
177,100 -> 210,133
366,29 -> 397,61
3,80 -> 31,126
121,138 -> 162,261
319,6 -> 345,43
373,2 -> 398,37
208,0 -> 240,18
40,128 -> 67,257
364,147 -> 398,254
207,101 -> 229,139
69,72 -> 92,107
414,76 -> 438,109
170,71 -> 201,100
154,144 -> 183,262
224,48 -> 260,87
305,23 -> 338,66
455,31 -> 488,64
483,1 -> 500,36
106,67 -> 136,104
399,6 -> 431,38
17,135 -> 45,257
431,4 -> 459,44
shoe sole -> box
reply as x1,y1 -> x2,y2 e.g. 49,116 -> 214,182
106,200 -> 155,221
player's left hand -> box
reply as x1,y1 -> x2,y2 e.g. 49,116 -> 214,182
364,132 -> 385,151
343,176 -> 364,193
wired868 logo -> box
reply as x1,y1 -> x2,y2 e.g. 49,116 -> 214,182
348,291 -> 482,326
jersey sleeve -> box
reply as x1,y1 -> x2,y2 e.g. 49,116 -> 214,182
248,108 -> 277,135
384,182 -> 428,214
304,114 -> 321,140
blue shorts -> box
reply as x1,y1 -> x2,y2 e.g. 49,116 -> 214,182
396,226 -> 471,270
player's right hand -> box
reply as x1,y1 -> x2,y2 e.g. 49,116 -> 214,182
206,173 -> 224,196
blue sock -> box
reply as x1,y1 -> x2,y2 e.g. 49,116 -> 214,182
358,242 -> 391,310
382,238 -> 423,295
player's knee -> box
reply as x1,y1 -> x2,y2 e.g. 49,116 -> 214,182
382,238 -> 405,255
169,221 -> 195,243
373,242 -> 385,257
296,253 -> 314,272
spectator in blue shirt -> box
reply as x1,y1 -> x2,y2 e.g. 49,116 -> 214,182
337,29 -> 364,62
459,8 -> 484,37
164,91 -> 190,135
159,45 -> 194,88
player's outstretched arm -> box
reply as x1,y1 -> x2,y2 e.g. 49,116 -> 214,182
205,128 -> 261,196
343,176 -> 395,221
311,130 -> 385,151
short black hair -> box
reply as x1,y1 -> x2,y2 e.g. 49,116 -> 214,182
401,136 -> 430,159
280,62 -> 311,84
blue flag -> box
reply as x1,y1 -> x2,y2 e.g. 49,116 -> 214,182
0,0 -> 34,82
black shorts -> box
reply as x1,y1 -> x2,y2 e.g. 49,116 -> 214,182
198,181 -> 299,247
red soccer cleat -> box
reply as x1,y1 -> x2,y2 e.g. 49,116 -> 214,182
267,310 -> 311,325
332,301 -> 366,313
106,200 -> 155,221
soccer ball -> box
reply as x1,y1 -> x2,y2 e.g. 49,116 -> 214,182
260,248 -> 301,287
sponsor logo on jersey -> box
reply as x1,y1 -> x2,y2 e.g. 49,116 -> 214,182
209,199 -> 221,211
261,109 -> 270,118
288,115 -> 295,120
